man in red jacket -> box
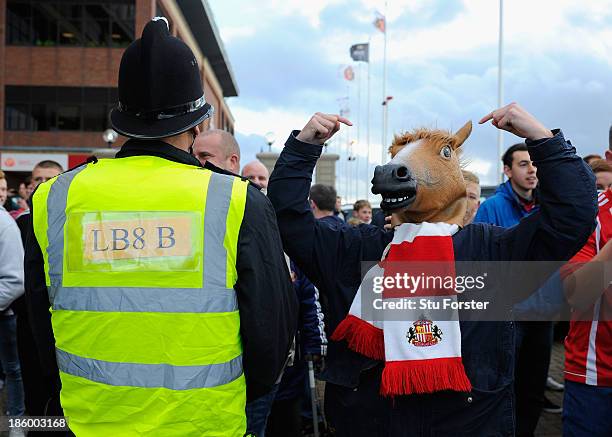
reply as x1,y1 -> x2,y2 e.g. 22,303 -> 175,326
562,187 -> 612,437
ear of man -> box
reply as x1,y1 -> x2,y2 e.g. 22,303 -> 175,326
503,165 -> 513,179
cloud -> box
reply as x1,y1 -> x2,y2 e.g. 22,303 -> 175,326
232,105 -> 311,141
218,26 -> 256,43
464,157 -> 493,182
209,0 -> 347,29
209,0 -> 612,193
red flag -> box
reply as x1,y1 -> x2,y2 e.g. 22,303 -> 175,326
344,66 -> 355,81
373,12 -> 386,33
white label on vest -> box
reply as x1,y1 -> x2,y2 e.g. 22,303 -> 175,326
65,211 -> 202,273
83,216 -> 192,261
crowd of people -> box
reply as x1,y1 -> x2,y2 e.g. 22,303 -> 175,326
1,17 -> 610,437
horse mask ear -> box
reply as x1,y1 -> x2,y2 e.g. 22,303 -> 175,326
452,121 -> 472,150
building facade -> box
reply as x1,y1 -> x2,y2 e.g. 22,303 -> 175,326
1,0 -> 238,184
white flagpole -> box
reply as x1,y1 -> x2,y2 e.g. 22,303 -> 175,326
357,62 -> 362,201
381,1 -> 388,166
366,37 -> 371,201
345,125 -> 350,201
357,63 -> 362,148
497,0 -> 504,184
354,154 -> 359,202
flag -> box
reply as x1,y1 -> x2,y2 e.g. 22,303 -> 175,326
344,66 -> 355,81
350,43 -> 369,62
373,11 -> 386,33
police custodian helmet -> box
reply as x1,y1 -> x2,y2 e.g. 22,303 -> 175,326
110,17 -> 213,139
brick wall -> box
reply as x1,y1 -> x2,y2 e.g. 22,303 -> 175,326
6,131 -> 127,149
5,47 -> 123,87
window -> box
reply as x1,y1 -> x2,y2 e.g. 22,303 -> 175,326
82,105 -> 108,131
5,86 -> 117,132
31,4 -> 58,46
57,105 -> 81,130
7,2 -> 32,45
30,103 -> 55,130
5,104 -> 30,130
6,0 -> 135,47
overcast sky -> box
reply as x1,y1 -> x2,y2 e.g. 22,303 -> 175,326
208,0 -> 612,202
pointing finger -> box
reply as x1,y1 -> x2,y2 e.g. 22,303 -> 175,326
337,116 -> 353,126
479,111 -> 494,124
321,114 -> 353,126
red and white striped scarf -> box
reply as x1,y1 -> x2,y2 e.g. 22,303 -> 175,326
331,222 -> 472,396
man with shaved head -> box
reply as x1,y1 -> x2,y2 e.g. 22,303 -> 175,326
193,129 -> 241,174
242,160 -> 269,190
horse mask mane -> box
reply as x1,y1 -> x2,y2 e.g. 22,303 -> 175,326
371,121 -> 472,226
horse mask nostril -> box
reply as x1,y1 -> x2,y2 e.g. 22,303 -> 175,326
394,166 -> 410,181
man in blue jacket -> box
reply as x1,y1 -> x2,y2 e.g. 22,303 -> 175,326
268,103 -> 597,436
476,143 -> 559,436
475,143 -> 538,225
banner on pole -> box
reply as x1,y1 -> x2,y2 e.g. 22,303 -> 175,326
373,11 -> 386,33
350,43 -> 369,62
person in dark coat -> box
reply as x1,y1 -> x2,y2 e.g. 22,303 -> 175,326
266,262 -> 326,437
267,106 -> 597,436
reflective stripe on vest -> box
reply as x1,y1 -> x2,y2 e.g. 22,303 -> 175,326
46,166 -> 86,300
56,349 -> 243,390
52,286 -> 237,313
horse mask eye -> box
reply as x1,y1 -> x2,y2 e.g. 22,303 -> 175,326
440,145 -> 452,159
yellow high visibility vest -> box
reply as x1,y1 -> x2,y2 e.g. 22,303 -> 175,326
32,155 -> 249,436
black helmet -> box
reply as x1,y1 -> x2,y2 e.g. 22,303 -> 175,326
110,17 -> 213,139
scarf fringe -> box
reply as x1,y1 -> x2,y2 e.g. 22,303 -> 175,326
380,357 -> 472,396
331,314 -> 385,361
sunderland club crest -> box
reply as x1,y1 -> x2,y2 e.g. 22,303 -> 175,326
406,319 -> 443,347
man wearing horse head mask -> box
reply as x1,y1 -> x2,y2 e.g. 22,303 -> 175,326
268,104 -> 597,436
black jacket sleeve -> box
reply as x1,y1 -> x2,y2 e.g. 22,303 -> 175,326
234,186 -> 298,401
268,132 -> 392,295
24,203 -> 62,396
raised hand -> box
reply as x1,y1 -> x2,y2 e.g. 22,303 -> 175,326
296,112 -> 352,145
479,102 -> 553,141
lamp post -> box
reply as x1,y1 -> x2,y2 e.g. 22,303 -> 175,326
102,129 -> 118,148
264,131 -> 276,152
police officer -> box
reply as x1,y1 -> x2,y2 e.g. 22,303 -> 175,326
24,18 -> 297,436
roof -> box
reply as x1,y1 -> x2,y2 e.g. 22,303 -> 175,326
176,0 -> 239,97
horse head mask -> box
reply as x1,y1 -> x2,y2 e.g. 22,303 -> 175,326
371,121 -> 472,226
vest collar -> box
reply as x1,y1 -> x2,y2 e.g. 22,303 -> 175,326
116,139 -> 203,167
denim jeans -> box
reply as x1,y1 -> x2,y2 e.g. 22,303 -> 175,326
245,383 -> 280,437
563,380 -> 612,437
0,315 -> 25,416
